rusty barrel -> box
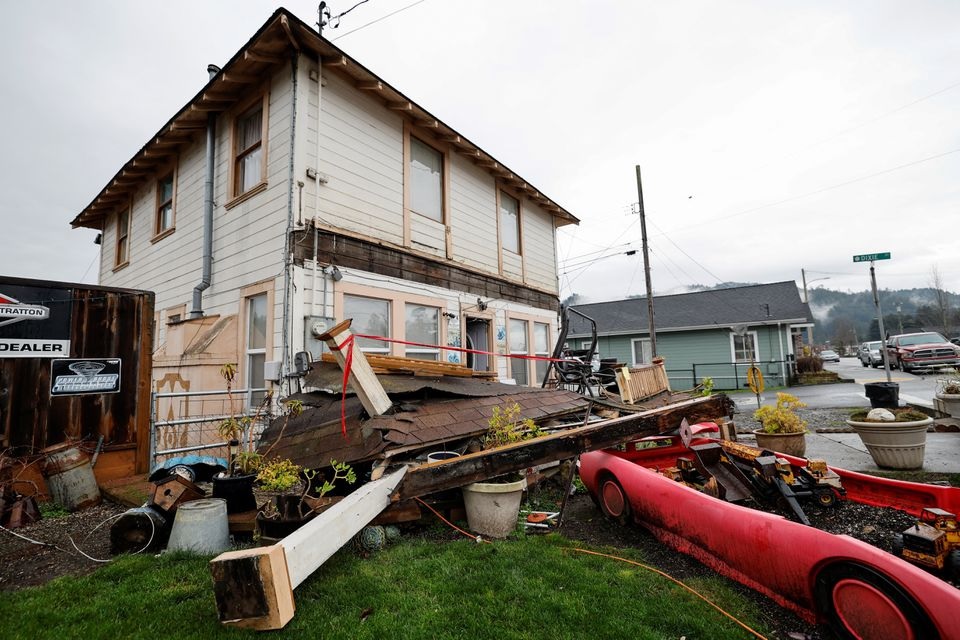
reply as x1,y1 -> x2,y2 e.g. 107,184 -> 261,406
41,442 -> 102,511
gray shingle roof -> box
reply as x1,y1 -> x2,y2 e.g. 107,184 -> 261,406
568,281 -> 812,336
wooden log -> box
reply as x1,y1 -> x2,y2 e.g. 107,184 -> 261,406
397,394 -> 732,500
317,319 -> 393,417
209,467 -> 407,630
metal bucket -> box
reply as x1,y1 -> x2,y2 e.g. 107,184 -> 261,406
41,442 -> 101,511
167,498 -> 230,554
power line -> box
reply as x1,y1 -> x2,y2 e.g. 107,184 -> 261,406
330,0 -> 430,41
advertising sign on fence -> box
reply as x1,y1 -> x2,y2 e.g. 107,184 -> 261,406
0,284 -> 72,357
50,358 -> 122,396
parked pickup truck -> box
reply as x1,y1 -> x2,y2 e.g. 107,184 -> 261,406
886,332 -> 960,372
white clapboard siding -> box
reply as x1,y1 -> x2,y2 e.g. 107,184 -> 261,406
410,214 -> 446,255
449,154 -> 499,272
316,71 -> 404,243
520,201 -> 559,291
502,250 -> 523,280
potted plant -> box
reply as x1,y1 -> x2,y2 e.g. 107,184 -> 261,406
752,392 -> 808,457
255,457 -> 355,539
846,407 -> 933,469
461,403 -> 544,539
934,375 -> 960,418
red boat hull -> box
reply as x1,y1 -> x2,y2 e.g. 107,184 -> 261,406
579,434 -> 960,639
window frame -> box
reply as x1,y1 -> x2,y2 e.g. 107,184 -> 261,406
507,317 -> 530,386
402,122 -> 451,252
245,292 -> 269,410
408,136 -> 445,223
228,91 -> 270,207
343,294 -> 392,355
730,330 -> 760,363
533,321 -> 551,385
238,280 -> 274,412
114,207 -> 130,269
498,189 -> 521,255
404,303 -> 441,361
153,168 -> 176,240
631,338 -> 651,365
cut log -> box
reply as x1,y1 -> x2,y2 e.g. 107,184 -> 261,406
209,467 -> 407,630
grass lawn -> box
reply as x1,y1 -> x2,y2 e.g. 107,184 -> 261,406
0,534 -> 773,640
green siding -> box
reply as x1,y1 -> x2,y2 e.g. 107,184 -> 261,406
584,325 -> 792,391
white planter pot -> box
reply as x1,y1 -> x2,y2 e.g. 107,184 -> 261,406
461,478 -> 526,539
846,417 -> 932,470
934,392 -> 960,419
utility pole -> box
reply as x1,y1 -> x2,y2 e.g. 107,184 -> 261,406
636,165 -> 657,357
802,268 -> 809,304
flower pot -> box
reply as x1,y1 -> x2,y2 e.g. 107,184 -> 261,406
934,392 -> 960,419
212,474 -> 257,513
257,495 -> 342,540
863,382 -> 899,409
846,417 -> 932,469
461,477 -> 526,539
752,430 -> 806,457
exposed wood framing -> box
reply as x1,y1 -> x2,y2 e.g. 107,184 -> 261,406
291,227 -> 560,311
396,394 -> 733,500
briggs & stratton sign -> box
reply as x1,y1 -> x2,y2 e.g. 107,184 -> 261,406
0,285 -> 72,358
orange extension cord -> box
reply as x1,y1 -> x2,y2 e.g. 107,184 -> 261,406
413,497 -> 767,639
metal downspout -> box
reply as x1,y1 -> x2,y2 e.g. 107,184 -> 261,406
281,54 -> 299,384
191,64 -> 220,317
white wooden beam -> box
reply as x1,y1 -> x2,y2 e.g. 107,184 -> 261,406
317,319 -> 393,417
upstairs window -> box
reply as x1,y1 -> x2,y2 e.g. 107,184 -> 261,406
155,173 -> 175,237
235,102 -> 264,196
115,208 -> 130,267
500,191 -> 520,254
409,137 -> 444,222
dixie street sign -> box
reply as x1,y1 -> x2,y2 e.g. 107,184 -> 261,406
853,252 -> 891,263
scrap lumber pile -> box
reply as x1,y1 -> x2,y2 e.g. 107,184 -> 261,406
616,359 -> 671,404
320,352 -> 495,377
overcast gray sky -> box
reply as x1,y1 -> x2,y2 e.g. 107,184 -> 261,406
2,1 -> 958,303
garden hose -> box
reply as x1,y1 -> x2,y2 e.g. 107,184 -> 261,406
747,366 -> 764,394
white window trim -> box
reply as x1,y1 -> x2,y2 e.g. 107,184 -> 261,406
631,338 -> 651,365
343,294 -> 392,354
730,330 -> 760,363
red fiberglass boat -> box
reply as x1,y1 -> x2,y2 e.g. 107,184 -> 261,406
578,425 -> 960,640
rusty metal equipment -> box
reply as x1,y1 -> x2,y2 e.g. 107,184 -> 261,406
893,507 -> 960,580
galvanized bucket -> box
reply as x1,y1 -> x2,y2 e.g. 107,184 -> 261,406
167,498 -> 230,554
41,442 -> 101,511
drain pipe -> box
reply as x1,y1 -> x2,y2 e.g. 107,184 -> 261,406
191,64 -> 220,317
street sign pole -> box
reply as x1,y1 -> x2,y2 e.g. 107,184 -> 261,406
854,252 -> 893,384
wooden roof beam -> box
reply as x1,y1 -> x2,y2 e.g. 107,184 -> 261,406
441,135 -> 462,146
280,15 -> 300,51
221,71 -> 261,84
416,119 -> 440,129
457,148 -> 481,159
169,120 -> 208,131
356,81 -> 382,92
387,101 -> 413,112
244,49 -> 285,65
322,55 -> 348,67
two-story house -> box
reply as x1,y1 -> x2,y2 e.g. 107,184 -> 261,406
70,9 -> 578,411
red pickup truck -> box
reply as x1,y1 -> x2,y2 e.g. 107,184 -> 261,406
886,332 -> 960,372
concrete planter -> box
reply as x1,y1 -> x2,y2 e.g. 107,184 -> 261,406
462,477 -> 526,539
846,417 -> 933,469
752,430 -> 806,457
934,392 -> 960,419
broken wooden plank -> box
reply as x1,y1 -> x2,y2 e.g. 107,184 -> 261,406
396,394 -> 732,500
316,319 -> 393,417
209,467 -> 407,630
319,351 -> 475,377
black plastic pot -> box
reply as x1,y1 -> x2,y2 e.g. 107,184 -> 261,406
211,474 -> 257,513
864,382 -> 899,409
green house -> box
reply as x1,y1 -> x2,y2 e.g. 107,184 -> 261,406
569,282 -> 814,391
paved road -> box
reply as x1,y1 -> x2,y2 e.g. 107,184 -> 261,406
732,356 -> 949,411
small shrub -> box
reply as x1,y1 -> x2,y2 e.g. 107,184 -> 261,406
484,403 -> 544,449
753,392 -> 807,434
849,408 -> 930,422
796,355 -> 823,374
